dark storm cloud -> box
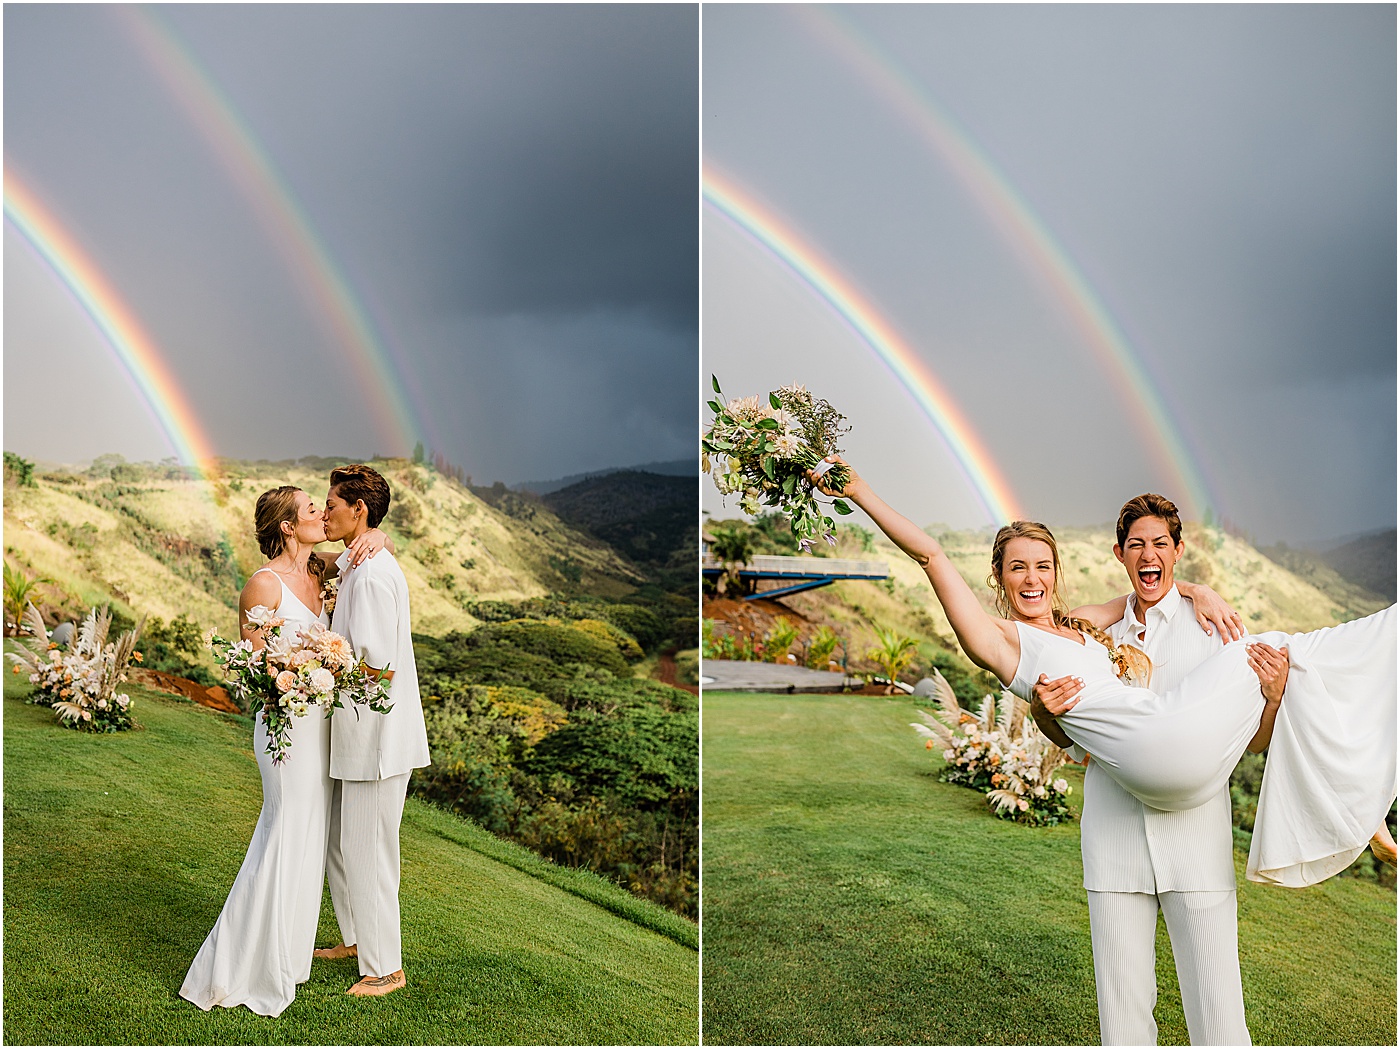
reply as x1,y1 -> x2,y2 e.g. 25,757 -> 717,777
159,4 -> 699,326
703,4 -> 1394,544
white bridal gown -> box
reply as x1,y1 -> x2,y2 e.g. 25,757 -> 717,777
180,570 -> 333,1018
1008,605 -> 1397,887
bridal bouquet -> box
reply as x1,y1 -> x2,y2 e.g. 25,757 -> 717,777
208,607 -> 393,764
703,377 -> 854,548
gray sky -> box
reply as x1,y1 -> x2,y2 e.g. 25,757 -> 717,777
703,4 -> 1395,545
5,4 -> 697,484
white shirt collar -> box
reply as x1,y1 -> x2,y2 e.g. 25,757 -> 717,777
335,548 -> 352,573
1127,583 -> 1182,629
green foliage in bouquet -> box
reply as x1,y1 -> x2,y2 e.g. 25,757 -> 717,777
703,377 -> 855,549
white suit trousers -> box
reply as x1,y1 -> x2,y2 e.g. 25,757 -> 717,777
1087,889 -> 1250,1047
325,773 -> 411,978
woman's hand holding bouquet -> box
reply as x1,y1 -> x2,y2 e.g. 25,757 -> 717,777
702,377 -> 855,549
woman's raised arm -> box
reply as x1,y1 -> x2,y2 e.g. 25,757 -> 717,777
810,457 -> 1020,683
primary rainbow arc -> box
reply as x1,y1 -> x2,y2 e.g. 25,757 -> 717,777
4,169 -> 218,474
705,166 -> 1022,527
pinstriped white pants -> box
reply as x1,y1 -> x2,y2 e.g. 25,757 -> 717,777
325,773 -> 411,978
1087,889 -> 1251,1046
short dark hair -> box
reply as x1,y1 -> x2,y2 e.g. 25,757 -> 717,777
1116,493 -> 1182,548
330,464 -> 391,528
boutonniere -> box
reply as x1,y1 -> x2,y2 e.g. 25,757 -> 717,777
321,576 -> 340,618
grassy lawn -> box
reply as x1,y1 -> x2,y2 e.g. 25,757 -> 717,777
3,663 -> 698,1045
701,691 -> 1396,1046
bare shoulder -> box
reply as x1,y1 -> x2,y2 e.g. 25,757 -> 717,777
240,567 -> 282,611
993,617 -> 1021,645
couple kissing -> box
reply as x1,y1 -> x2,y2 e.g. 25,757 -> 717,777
180,463 -> 431,1017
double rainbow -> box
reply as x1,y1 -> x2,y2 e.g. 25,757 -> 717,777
705,166 -> 1022,527
801,7 -> 1218,518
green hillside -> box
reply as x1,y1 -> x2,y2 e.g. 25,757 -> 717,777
3,456 -> 644,645
2,665 -> 698,1045
701,690 -> 1395,1046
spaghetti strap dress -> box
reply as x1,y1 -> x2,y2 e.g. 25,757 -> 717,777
179,570 -> 333,1017
1007,605 -> 1396,887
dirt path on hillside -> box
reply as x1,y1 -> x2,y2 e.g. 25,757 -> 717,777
657,649 -> 698,694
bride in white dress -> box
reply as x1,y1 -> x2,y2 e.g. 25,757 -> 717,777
811,457 -> 1396,888
180,486 -> 385,1017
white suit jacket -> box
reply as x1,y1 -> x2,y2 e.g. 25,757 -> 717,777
1075,586 -> 1237,894
329,548 -> 431,781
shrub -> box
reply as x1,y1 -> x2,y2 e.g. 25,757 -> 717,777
674,649 -> 699,685
525,707 -> 698,812
416,683 -> 566,833
763,616 -> 799,663
3,452 -> 36,488
471,621 -> 632,677
867,626 -> 918,693
599,604 -> 669,651
806,626 -> 840,669
568,618 -> 644,663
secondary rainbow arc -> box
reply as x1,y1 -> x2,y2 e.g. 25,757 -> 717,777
802,7 -> 1218,518
705,166 -> 1022,527
117,5 -> 432,458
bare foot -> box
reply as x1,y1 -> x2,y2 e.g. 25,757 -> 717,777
1368,823 -> 1397,867
313,942 -> 358,961
347,970 -> 406,997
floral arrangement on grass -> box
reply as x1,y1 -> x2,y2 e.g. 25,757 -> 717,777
911,670 -> 1074,827
703,377 -> 854,548
6,602 -> 142,732
208,606 -> 393,764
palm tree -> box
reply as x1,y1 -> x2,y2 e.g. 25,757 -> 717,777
3,562 -> 51,636
709,525 -> 753,597
866,626 -> 918,694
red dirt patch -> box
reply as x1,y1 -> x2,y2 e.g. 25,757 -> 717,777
656,649 -> 699,695
129,668 -> 241,714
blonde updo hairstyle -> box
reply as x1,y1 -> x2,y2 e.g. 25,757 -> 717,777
253,486 -> 325,579
987,519 -> 1151,686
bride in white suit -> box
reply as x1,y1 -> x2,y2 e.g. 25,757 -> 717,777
313,463 -> 431,998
